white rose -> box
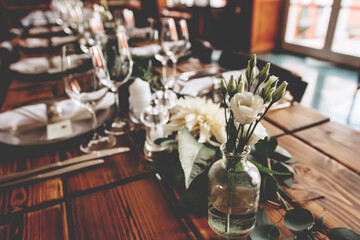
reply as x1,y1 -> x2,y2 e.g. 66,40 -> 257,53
230,92 -> 265,124
240,122 -> 268,145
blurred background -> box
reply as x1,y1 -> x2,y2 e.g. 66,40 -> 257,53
0,0 -> 359,130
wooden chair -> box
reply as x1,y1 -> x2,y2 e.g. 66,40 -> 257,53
217,51 -> 308,104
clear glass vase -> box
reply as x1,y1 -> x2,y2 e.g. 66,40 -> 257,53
208,143 -> 261,239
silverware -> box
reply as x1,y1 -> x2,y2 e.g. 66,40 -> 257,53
178,67 -> 220,82
0,147 -> 130,184
0,159 -> 104,189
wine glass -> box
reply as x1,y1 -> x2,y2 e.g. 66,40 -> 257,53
94,29 -> 134,135
62,44 -> 116,153
170,19 -> 190,79
151,18 -> 178,109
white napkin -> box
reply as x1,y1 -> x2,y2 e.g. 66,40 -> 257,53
131,44 -> 159,57
19,35 -> 76,48
129,27 -> 152,39
0,93 -> 115,131
10,54 -> 87,75
179,76 -> 215,97
19,38 -> 48,48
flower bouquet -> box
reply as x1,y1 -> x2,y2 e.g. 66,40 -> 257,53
152,54 -> 359,240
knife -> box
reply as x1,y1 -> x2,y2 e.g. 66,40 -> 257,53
178,66 -> 220,82
0,159 -> 104,189
0,147 -> 130,184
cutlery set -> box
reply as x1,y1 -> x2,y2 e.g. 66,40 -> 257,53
0,147 -> 130,189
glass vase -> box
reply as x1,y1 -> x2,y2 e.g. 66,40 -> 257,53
208,143 -> 261,239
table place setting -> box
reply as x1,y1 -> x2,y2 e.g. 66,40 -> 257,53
0,92 -> 114,145
9,53 -> 87,76
18,35 -> 77,49
1,2 -> 359,240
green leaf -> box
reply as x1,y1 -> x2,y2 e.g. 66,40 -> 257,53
255,137 -> 278,158
284,208 -> 314,232
151,151 -> 185,189
249,159 -> 291,176
250,224 -> 280,240
178,127 -> 217,188
328,228 -> 360,240
256,207 -> 270,225
178,171 -> 209,213
160,140 -> 178,148
260,173 -> 278,202
154,137 -> 171,145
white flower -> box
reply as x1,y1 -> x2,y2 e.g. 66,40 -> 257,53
230,92 -> 265,125
240,122 -> 268,145
166,97 -> 226,146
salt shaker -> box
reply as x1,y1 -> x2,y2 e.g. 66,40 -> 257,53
140,99 -> 170,161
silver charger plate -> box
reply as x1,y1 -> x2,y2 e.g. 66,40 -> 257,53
0,108 -> 113,146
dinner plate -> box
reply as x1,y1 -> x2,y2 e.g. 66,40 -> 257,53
0,106 -> 113,146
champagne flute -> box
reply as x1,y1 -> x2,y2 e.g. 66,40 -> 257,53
94,29 -> 134,135
62,44 -> 116,153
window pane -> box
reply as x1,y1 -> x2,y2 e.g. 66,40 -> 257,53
332,0 -> 360,57
285,0 -> 333,49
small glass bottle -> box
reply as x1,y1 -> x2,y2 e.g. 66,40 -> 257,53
140,99 -> 169,161
208,143 -> 261,239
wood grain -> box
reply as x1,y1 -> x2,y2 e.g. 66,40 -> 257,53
65,134 -> 151,194
0,148 -> 63,217
23,203 -> 68,240
277,135 -> 360,232
262,119 -> 284,137
265,104 -> 329,133
294,121 -> 360,173
1,85 -> 54,111
71,177 -> 196,240
0,203 -> 68,240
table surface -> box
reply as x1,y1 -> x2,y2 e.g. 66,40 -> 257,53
0,49 -> 359,240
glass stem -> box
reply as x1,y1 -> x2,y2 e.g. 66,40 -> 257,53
161,59 -> 167,85
172,58 -> 177,78
113,86 -> 121,119
88,105 -> 99,137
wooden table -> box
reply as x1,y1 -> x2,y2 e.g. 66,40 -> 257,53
0,55 -> 359,240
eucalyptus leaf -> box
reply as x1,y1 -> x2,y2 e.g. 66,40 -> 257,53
284,208 -> 314,232
154,137 -> 173,145
256,207 -> 270,225
178,127 -> 217,188
249,159 -> 291,176
260,173 -> 278,202
328,228 -> 360,240
160,140 -> 179,149
255,137 -> 278,158
250,224 -> 280,240
178,171 -> 209,213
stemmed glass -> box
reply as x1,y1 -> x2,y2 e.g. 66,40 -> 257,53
62,44 -> 116,153
94,29 -> 134,135
152,18 -> 178,109
169,19 -> 190,79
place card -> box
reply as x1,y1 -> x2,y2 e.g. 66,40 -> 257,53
47,120 -> 72,140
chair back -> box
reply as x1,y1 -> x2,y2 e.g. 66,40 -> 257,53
218,51 -> 308,103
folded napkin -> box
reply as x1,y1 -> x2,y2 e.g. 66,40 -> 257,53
19,35 -> 76,48
179,76 -> 215,97
10,54 -> 87,75
130,44 -> 160,57
0,93 -> 115,131
129,27 -> 152,39
28,26 -> 64,35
